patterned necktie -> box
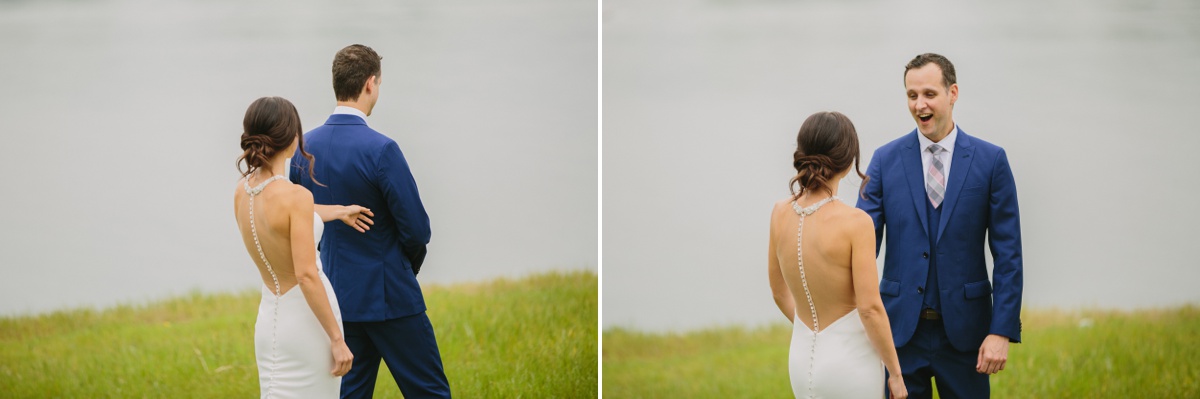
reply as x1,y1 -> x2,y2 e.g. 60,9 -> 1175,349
926,144 -> 947,208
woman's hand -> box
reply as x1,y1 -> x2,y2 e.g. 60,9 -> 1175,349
888,374 -> 908,399
330,338 -> 354,376
339,205 -> 374,233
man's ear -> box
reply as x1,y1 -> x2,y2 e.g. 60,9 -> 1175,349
362,76 -> 377,96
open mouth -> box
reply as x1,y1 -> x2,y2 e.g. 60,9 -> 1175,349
918,113 -> 933,123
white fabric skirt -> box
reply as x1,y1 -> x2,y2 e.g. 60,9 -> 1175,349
789,309 -> 885,398
254,271 -> 343,399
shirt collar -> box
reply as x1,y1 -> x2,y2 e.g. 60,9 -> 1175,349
333,106 -> 368,121
917,123 -> 958,152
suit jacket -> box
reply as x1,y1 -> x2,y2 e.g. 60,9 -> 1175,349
290,114 -> 431,322
856,128 -> 1022,352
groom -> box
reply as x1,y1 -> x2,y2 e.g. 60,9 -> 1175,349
857,53 -> 1023,398
291,44 -> 452,399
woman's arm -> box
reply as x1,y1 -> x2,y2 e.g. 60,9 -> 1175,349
288,190 -> 354,376
850,210 -> 903,380
314,204 -> 374,233
768,203 -> 796,322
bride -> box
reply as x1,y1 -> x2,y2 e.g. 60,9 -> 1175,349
767,111 -> 908,399
234,96 -> 369,397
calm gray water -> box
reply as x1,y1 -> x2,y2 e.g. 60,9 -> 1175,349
604,0 -> 1200,332
0,0 -> 596,316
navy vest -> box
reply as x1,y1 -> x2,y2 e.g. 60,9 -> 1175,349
923,199 -> 943,311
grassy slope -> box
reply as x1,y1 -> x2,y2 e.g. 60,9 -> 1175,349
0,271 -> 597,398
604,306 -> 1200,398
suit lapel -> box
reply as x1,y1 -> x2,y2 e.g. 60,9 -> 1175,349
901,131 -> 930,239
935,130 -> 976,243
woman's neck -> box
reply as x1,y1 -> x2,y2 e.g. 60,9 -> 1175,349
797,176 -> 844,204
252,155 -> 290,180
826,176 -> 843,197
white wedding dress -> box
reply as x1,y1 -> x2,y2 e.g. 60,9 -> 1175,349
246,176 -> 342,398
787,198 -> 884,399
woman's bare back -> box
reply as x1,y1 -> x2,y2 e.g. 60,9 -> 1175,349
771,196 -> 865,332
233,177 -> 305,296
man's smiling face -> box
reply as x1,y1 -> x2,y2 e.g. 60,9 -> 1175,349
905,63 -> 958,141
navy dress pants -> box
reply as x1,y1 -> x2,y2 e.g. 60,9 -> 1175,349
887,317 -> 989,399
341,312 -> 451,399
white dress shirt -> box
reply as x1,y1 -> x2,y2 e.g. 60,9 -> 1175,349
333,105 -> 368,122
917,124 -> 959,187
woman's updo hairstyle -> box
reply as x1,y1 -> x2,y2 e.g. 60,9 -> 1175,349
236,96 -> 318,184
789,111 -> 868,199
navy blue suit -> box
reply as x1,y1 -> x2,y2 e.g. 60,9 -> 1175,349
857,128 -> 1022,398
292,114 -> 450,398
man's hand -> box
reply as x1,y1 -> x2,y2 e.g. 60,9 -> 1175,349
976,334 -> 1010,374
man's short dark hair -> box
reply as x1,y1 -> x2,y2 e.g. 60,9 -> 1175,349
904,53 -> 956,88
332,44 -> 382,102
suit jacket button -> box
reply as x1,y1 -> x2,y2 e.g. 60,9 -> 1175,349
922,252 -> 929,259
917,287 -> 924,294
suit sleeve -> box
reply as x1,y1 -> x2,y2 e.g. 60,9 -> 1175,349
856,148 -> 886,256
987,149 -> 1023,343
375,141 -> 432,274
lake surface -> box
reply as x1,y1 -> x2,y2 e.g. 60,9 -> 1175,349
603,0 -> 1200,332
0,0 -> 597,316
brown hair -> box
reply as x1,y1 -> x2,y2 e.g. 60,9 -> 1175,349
904,53 -> 956,88
789,111 -> 868,199
236,96 -> 317,183
332,44 -> 382,102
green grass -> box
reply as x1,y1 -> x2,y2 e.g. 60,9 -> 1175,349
0,270 -> 597,398
604,306 -> 1200,398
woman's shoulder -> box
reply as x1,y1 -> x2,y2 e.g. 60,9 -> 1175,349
770,197 -> 799,220
274,183 -> 314,209
233,178 -> 245,198
827,201 -> 875,230
772,197 -> 793,213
